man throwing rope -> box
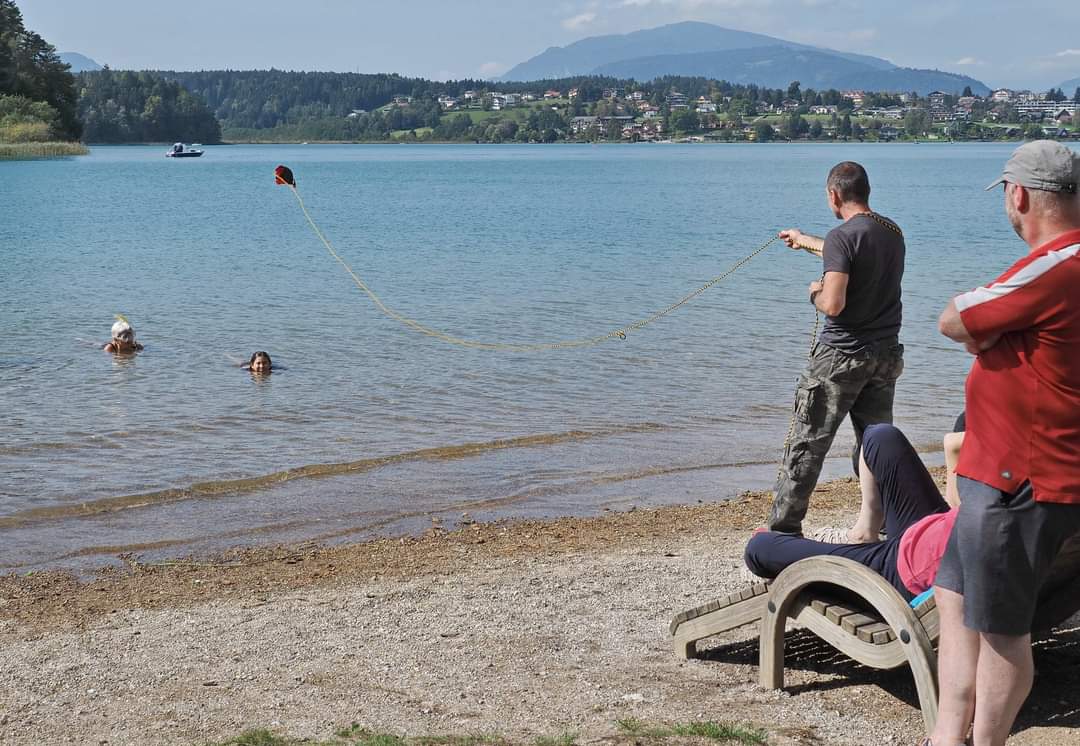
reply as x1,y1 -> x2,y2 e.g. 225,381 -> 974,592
768,161 -> 906,536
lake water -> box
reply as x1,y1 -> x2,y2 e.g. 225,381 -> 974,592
0,142 -> 1054,571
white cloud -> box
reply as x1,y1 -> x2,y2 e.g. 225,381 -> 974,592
1056,49 -> 1080,57
617,0 -> 766,7
478,61 -> 507,77
562,11 -> 598,29
954,57 -> 983,66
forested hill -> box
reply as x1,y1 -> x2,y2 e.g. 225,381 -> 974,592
160,70 -> 488,129
76,70 -> 221,144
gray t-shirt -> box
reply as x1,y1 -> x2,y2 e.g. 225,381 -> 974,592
818,213 -> 905,353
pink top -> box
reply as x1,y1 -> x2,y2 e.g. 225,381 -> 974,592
897,508 -> 959,595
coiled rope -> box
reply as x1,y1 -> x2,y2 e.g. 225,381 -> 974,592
284,183 -> 779,352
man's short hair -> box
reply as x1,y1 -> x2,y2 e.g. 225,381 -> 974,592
827,161 -> 871,204
1028,186 -> 1080,220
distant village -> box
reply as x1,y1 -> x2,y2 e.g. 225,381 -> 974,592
346,80 -> 1080,143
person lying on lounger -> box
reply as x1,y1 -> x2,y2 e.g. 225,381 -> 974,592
745,422 -> 963,602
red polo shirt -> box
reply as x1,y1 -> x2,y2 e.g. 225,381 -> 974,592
954,229 -> 1080,503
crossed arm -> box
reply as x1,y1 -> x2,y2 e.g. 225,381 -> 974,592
938,299 -> 1000,355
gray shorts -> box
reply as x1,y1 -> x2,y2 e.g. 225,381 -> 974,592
935,477 -> 1080,635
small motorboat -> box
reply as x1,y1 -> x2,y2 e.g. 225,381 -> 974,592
165,143 -> 203,158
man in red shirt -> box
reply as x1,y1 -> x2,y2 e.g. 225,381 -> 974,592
930,141 -> 1080,746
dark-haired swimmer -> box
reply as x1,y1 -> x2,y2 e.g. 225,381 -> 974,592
243,351 -> 273,374
103,318 -> 143,353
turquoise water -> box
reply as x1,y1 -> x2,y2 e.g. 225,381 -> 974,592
0,143 -> 1048,570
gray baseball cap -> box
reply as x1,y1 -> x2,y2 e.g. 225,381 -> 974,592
985,140 -> 1080,193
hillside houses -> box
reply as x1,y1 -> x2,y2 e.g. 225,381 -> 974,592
339,76 -> 1078,144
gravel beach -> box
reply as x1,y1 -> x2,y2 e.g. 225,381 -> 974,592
1,476 -> 1077,746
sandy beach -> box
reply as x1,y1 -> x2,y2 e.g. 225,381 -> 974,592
1,475 -> 1077,746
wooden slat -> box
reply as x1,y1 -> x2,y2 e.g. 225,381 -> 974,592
856,621 -> 892,644
670,581 -> 772,658
915,596 -> 937,619
824,601 -> 860,626
841,612 -> 881,636
669,582 -> 770,635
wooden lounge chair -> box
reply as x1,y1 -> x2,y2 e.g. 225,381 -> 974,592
670,539 -> 1080,734
671,557 -> 941,730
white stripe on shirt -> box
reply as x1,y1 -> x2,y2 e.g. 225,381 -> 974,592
954,244 -> 1080,313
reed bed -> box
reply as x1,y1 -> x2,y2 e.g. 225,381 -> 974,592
0,141 -> 89,160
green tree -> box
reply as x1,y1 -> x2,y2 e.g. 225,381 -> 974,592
782,111 -> 808,139
1074,87 -> 1080,104
753,122 -> 775,142
962,85 -> 973,97
809,119 -> 823,139
787,80 -> 801,101
0,0 -> 80,140
669,107 -> 699,133
77,70 -> 220,143
904,108 -> 929,137
839,113 -> 852,138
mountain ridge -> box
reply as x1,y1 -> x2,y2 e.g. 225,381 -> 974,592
501,21 -> 988,95
501,21 -> 896,81
594,46 -> 990,95
59,52 -> 103,72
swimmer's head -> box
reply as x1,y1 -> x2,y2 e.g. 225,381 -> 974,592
111,318 -> 135,342
107,318 -> 140,352
249,351 -> 272,374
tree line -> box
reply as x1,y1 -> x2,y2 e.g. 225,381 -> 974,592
76,70 -> 221,144
0,0 -> 80,141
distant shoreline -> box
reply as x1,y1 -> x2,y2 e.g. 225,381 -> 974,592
203,138 -> 1035,146
70,138 -> 1055,147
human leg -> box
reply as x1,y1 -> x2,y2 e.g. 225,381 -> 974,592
928,587 -> 978,746
744,531 -> 909,597
848,447 -> 884,543
769,345 -> 863,533
847,342 -> 904,474
866,424 -> 948,537
971,632 -> 1033,746
933,480 -> 1080,744
849,424 -> 947,542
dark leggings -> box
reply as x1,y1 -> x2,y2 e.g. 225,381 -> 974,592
746,424 -> 949,600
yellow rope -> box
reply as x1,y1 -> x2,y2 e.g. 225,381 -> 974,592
286,184 -> 779,352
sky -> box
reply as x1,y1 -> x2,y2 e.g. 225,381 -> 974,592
16,0 -> 1080,90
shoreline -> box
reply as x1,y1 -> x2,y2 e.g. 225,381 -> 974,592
2,471 -> 1077,746
73,138 -> 1042,146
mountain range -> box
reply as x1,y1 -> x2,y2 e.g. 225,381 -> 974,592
502,22 -> 990,95
59,52 -> 103,72
1060,77 -> 1080,93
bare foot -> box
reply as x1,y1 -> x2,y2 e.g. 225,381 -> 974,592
846,526 -> 878,544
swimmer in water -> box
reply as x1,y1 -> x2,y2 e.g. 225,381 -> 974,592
244,351 -> 273,374
103,318 -> 143,353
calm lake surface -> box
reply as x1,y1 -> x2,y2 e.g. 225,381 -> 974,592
1,142 -> 1057,571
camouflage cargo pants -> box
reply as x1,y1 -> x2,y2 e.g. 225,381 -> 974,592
768,340 -> 905,534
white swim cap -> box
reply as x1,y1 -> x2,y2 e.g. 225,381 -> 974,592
111,319 -> 133,338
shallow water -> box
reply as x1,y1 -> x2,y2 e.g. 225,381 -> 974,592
0,142 -> 1053,570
